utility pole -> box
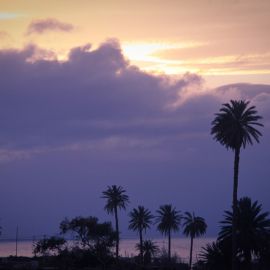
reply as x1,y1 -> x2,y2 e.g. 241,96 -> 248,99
15,225 -> 18,257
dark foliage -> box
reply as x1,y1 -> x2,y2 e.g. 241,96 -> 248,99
60,216 -> 116,266
218,197 -> 270,268
33,236 -> 66,256
211,100 -> 263,150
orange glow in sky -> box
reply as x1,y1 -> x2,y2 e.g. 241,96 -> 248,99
1,0 -> 270,87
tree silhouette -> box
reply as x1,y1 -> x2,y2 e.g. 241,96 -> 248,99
211,100 -> 263,270
199,240 -> 231,270
183,212 -> 207,269
156,204 -> 181,261
218,197 -> 270,270
135,240 -> 159,265
60,216 -> 116,251
129,206 -> 153,264
33,236 -> 66,256
102,185 -> 129,260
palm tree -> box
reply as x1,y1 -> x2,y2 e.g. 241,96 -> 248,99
183,212 -> 207,269
218,197 -> 270,270
211,100 -> 263,270
129,206 -> 153,264
199,240 -> 232,270
156,204 -> 181,261
135,240 -> 159,264
102,185 -> 129,260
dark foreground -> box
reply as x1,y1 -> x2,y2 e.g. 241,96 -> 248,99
0,256 -> 190,270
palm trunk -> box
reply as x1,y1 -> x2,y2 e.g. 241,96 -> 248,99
244,249 -> 252,270
114,207 -> 119,260
168,229 -> 171,262
232,147 -> 240,270
189,236 -> 194,270
139,227 -> 143,265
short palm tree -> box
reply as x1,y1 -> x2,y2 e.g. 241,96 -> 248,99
211,100 -> 263,270
135,240 -> 159,264
102,185 -> 129,260
183,212 -> 207,269
129,206 -> 153,264
199,240 -> 231,270
218,197 -> 270,269
156,204 -> 181,261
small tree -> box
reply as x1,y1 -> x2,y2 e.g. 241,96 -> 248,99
135,240 -> 159,264
60,216 -> 117,261
33,236 -> 66,256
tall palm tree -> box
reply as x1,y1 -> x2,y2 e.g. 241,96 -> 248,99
211,100 -> 263,270
102,185 -> 129,260
218,197 -> 270,270
156,204 -> 181,261
129,206 -> 153,264
183,212 -> 207,270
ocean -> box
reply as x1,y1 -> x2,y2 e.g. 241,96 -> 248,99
0,237 -> 215,263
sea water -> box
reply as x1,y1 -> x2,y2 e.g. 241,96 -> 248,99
0,238 -> 215,263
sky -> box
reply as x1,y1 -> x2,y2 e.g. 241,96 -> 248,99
0,0 -> 270,242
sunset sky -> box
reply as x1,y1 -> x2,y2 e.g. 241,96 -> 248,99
0,0 -> 270,241
1,0 -> 270,86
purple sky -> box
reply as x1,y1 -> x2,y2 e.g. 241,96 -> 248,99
0,40 -> 269,239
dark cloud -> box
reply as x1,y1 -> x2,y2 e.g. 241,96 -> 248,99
0,40 -> 269,239
26,18 -> 74,35
0,40 -> 204,155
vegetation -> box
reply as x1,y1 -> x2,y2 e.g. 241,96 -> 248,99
197,197 -> 270,270
198,240 -> 231,270
33,236 -> 66,256
102,185 -> 129,260
218,197 -> 270,270
135,239 -> 159,265
211,100 -> 263,270
183,212 -> 207,269
60,216 -> 116,267
156,204 -> 181,261
128,205 -> 153,264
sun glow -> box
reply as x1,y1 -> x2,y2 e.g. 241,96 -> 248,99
121,42 -> 270,77
122,41 -> 204,74
122,41 -> 203,61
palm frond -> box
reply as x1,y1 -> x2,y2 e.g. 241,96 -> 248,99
211,100 -> 263,150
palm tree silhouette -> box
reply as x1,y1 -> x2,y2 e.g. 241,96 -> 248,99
102,185 -> 129,260
135,240 -> 159,264
183,212 -> 207,269
129,206 -> 153,264
211,100 -> 263,270
156,204 -> 181,261
199,240 -> 231,270
218,197 -> 270,270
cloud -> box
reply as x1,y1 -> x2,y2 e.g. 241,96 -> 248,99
26,18 -> 74,35
0,40 -> 203,159
0,40 -> 269,162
